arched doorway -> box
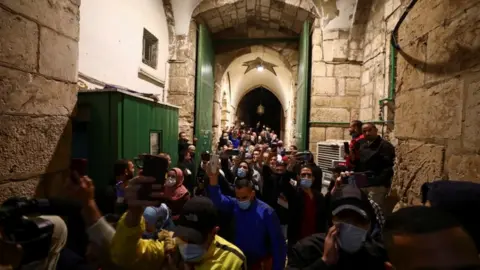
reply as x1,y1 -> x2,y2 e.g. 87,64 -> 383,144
236,87 -> 284,138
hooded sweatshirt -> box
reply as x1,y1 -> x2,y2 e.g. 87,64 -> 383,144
287,184 -> 387,270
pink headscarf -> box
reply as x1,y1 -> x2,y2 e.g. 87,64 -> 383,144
163,168 -> 188,201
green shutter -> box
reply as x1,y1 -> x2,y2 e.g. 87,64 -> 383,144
195,24 -> 215,160
295,21 -> 311,151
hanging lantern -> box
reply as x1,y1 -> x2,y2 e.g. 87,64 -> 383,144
257,104 -> 265,115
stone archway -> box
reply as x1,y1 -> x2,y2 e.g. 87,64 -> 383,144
214,47 -> 297,145
236,86 -> 285,139
191,0 -> 318,146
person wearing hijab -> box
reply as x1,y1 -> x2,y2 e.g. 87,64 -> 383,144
162,168 -> 190,219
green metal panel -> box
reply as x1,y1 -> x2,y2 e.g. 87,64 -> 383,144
120,94 -> 179,164
295,21 -> 311,151
195,24 -> 215,158
74,91 -> 179,190
75,92 -> 119,190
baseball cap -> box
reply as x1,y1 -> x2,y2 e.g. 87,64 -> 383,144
173,197 -> 218,244
330,185 -> 371,220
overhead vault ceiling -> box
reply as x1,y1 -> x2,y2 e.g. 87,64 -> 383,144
192,0 -> 318,38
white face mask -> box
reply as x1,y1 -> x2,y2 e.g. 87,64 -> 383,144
165,177 -> 176,187
336,222 -> 368,253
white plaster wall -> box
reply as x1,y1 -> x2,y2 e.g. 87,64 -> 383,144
316,0 -> 357,31
171,0 -> 201,35
79,0 -> 169,95
226,52 -> 293,110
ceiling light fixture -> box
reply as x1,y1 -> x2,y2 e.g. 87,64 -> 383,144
256,64 -> 264,72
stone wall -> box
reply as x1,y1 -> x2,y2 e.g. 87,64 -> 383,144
309,20 -> 362,153
359,0 -> 401,132
364,0 -> 480,204
0,0 -> 80,201
167,21 -> 197,139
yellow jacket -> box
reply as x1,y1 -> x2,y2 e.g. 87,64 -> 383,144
111,213 -> 246,270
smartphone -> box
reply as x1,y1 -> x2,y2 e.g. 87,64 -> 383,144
342,173 -> 370,188
137,154 -> 169,201
201,152 -> 211,162
209,153 -> 219,174
70,159 -> 88,184
225,149 -> 240,156
344,142 -> 350,155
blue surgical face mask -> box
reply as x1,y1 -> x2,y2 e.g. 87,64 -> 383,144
300,178 -> 312,188
177,242 -> 206,262
237,168 -> 247,178
237,199 -> 251,210
337,222 -> 368,253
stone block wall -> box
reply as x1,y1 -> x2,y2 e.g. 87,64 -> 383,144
364,0 -> 480,204
309,21 -> 362,153
0,0 -> 80,202
359,0 -> 401,122
167,22 -> 197,139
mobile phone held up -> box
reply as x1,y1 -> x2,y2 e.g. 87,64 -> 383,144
135,154 -> 169,201
225,149 -> 240,157
71,158 -> 88,176
201,151 -> 211,162
209,153 -> 219,174
70,158 -> 88,184
341,173 -> 369,189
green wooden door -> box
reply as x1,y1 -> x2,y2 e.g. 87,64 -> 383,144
295,21 -> 311,151
195,24 -> 215,158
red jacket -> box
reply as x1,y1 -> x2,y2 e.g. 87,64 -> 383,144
346,134 -> 365,169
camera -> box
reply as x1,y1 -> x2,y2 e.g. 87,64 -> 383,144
294,151 -> 313,165
0,197 -> 54,265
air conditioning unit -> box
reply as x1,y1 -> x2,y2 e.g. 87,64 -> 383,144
316,140 -> 346,192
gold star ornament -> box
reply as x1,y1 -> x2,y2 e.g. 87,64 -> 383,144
242,57 -> 277,76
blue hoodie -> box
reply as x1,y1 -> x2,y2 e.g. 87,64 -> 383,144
229,134 -> 240,149
208,185 -> 286,270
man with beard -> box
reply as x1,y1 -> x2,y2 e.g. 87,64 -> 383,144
345,120 -> 365,170
178,131 -> 190,161
98,159 -> 135,215
355,123 -> 395,210
262,160 -> 297,239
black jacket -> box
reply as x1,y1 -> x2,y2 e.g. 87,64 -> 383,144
355,136 -> 395,187
285,189 -> 328,249
262,166 -> 296,224
287,233 -> 387,270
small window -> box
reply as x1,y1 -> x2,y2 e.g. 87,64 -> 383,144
142,28 -> 158,69
150,130 -> 163,155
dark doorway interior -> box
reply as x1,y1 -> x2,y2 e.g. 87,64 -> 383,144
236,87 -> 283,136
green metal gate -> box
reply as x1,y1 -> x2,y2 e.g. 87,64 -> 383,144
295,21 -> 311,151
195,24 -> 215,158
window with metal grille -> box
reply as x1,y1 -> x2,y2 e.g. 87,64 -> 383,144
142,28 -> 158,69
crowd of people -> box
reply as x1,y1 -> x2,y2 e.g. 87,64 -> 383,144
1,120 -> 480,270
